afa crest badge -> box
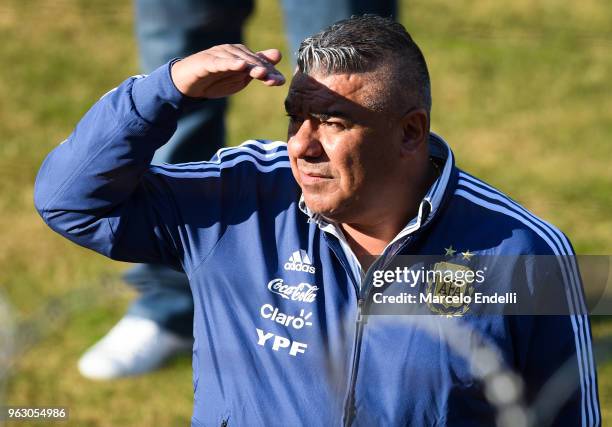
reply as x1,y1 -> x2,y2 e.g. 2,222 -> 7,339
425,261 -> 476,317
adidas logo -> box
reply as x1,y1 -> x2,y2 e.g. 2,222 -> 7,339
284,250 -> 316,274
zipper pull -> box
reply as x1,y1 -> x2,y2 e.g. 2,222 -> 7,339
356,298 -> 368,324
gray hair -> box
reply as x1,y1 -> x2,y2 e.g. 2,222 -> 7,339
297,15 -> 432,115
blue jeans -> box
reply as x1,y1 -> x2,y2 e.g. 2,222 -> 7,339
281,0 -> 397,59
126,0 -> 397,337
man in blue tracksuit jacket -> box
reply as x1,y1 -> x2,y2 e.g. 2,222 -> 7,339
34,16 -> 599,427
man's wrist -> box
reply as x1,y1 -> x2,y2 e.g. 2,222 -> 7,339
169,58 -> 209,105
131,60 -> 205,125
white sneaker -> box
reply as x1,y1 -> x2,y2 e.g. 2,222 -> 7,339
78,316 -> 193,380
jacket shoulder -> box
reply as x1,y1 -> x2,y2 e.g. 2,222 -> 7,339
451,169 -> 575,255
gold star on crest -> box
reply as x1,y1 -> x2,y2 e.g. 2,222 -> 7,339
444,246 -> 456,256
461,250 -> 474,261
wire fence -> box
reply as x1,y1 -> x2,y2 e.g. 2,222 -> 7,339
0,290 -> 16,410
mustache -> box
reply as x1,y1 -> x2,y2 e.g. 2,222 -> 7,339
297,162 -> 332,177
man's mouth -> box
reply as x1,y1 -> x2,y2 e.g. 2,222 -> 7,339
299,169 -> 332,185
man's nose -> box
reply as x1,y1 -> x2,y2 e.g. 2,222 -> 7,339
289,119 -> 323,158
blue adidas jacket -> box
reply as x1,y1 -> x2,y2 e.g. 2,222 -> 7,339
34,62 -> 600,426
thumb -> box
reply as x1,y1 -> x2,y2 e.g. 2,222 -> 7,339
256,49 -> 282,65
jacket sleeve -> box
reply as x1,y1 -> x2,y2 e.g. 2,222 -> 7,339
34,61 -> 207,271
512,239 -> 600,427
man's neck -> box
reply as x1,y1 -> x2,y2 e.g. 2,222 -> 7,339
340,222 -> 397,271
339,159 -> 438,271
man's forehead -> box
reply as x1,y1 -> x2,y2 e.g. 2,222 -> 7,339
285,71 -> 372,112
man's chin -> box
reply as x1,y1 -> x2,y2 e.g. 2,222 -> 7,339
302,194 -> 347,223
302,194 -> 331,215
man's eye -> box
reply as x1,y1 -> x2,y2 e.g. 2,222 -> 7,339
322,121 -> 345,130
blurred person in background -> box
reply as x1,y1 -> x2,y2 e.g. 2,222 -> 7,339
77,0 -> 397,380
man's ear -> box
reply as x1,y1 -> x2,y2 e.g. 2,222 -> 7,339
400,108 -> 429,155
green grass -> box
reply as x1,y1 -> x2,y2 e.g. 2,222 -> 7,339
0,0 -> 611,425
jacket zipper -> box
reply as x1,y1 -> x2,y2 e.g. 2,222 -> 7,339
321,234 -> 363,426
343,296 -> 367,426
342,239 -> 415,427
324,230 -> 422,426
